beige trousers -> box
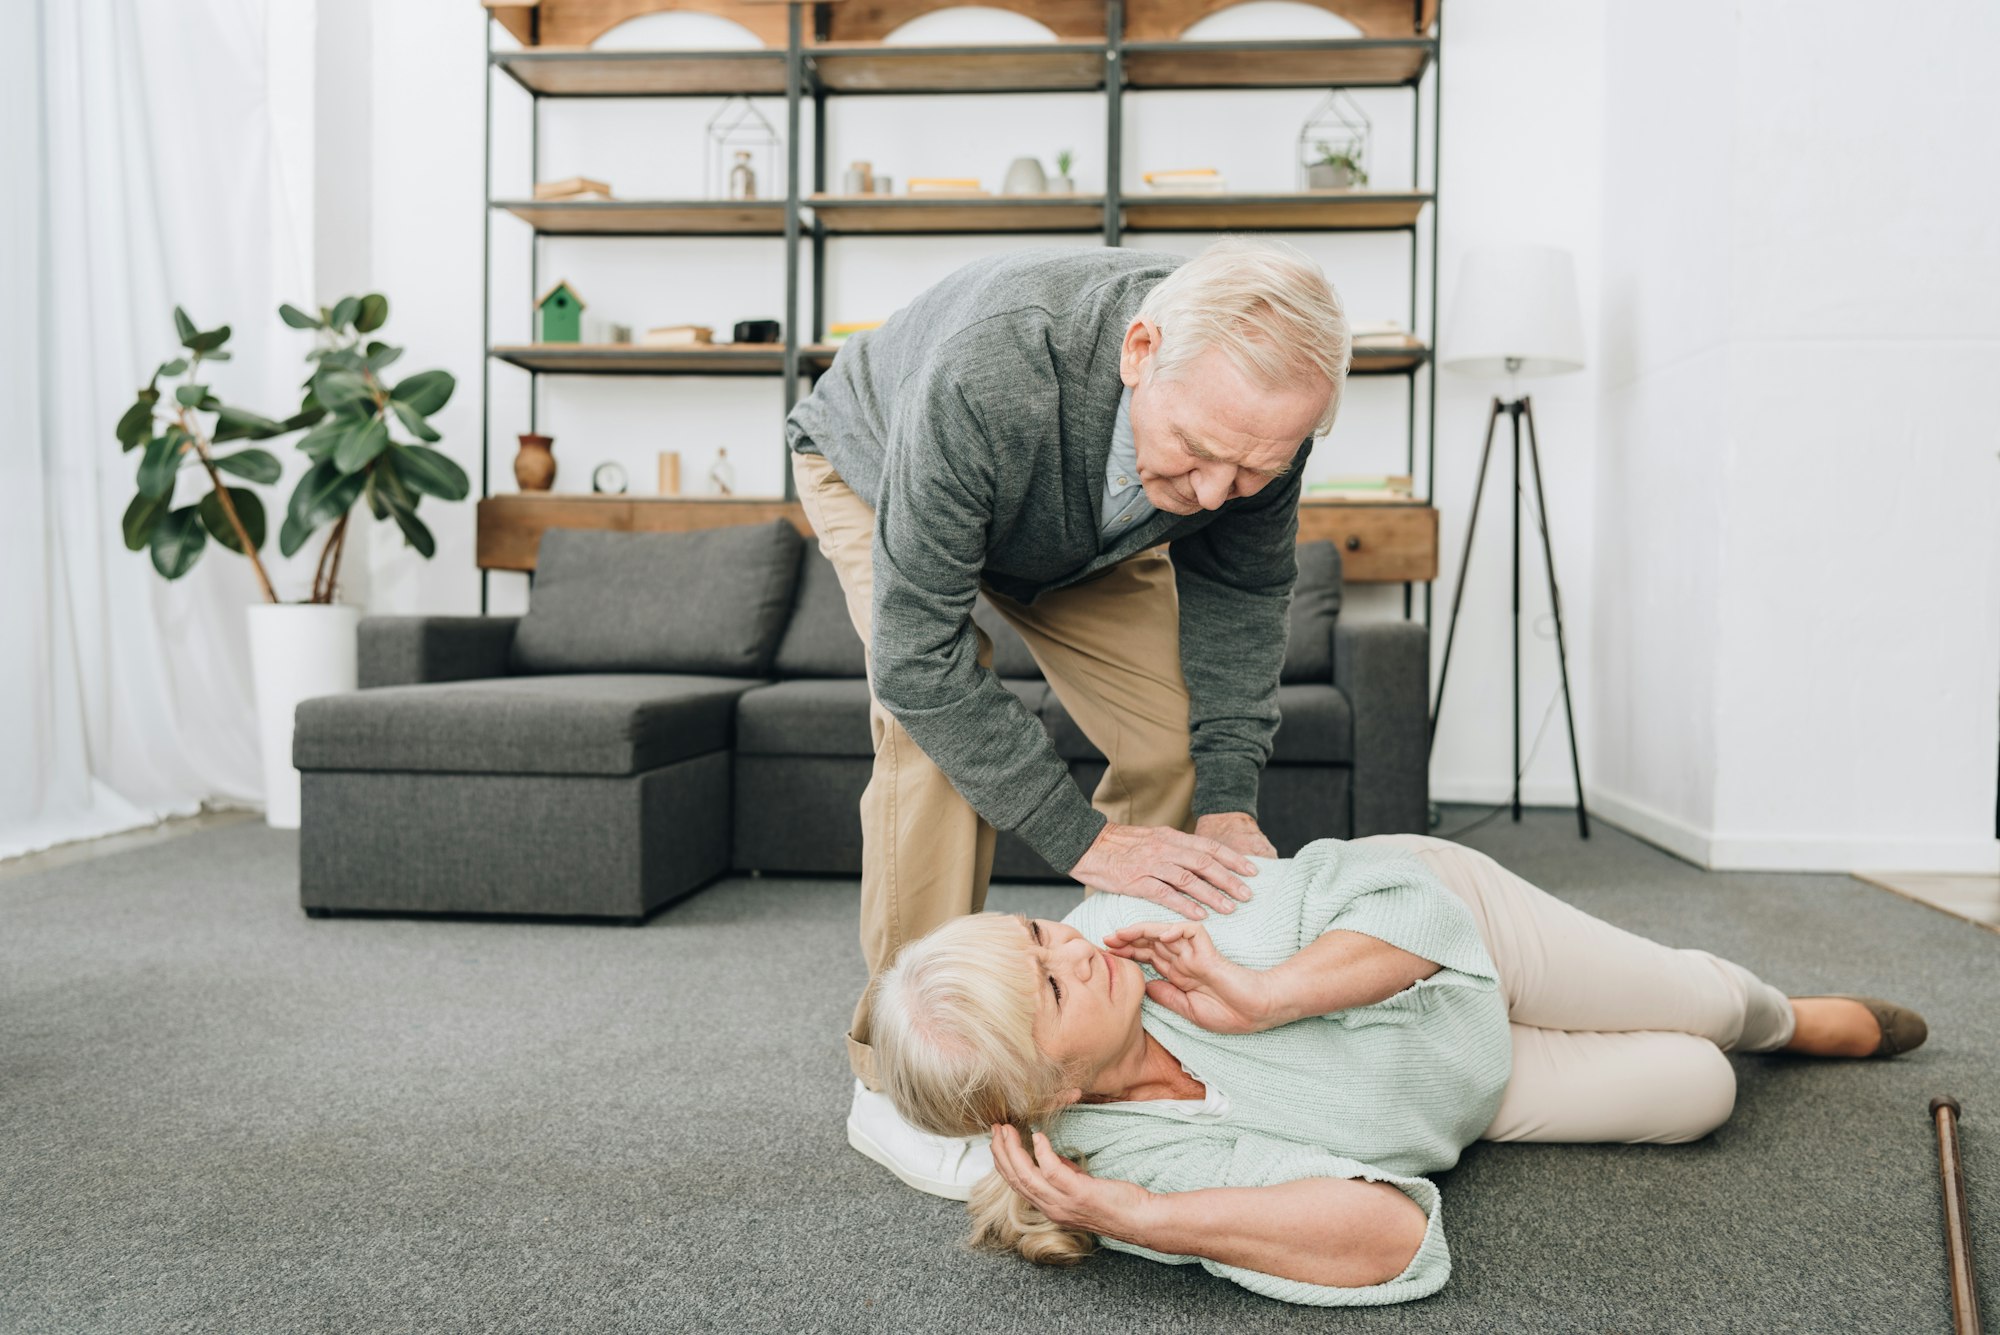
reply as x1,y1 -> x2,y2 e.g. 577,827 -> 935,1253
1357,834 -> 1798,1145
792,450 -> 1198,1089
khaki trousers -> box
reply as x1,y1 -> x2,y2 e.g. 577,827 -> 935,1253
792,450 -> 1198,1089
1358,834 -> 1798,1145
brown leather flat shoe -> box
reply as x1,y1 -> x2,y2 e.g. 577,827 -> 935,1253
1792,994 -> 1929,1058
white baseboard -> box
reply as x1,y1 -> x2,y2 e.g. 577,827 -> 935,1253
1532,786 -> 2000,875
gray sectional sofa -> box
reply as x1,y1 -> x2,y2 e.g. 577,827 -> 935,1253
295,520 -> 1428,924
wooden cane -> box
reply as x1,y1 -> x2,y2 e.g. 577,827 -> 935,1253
1930,1096 -> 1981,1335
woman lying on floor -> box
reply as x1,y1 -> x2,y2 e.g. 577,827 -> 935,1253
868,833 -> 1929,1306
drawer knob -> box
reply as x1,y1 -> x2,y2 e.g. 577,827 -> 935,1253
1345,535 -> 1362,551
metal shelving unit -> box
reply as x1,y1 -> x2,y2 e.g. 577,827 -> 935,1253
479,3 -> 1442,615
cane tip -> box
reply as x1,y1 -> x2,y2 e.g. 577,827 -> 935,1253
1930,1095 -> 1961,1117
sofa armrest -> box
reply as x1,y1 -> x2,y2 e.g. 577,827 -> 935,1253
1333,620 -> 1430,835
359,616 -> 522,689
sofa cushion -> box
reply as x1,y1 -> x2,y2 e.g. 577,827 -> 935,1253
1038,683 -> 1352,766
773,547 -> 869,678
509,521 -> 804,677
1281,540 -> 1343,683
735,677 -> 1050,758
294,675 -> 762,777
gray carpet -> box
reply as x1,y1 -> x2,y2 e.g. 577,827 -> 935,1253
2,809 -> 1993,1334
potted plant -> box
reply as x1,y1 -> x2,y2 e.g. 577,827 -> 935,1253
1306,142 -> 1369,190
1053,148 -> 1076,193
115,294 -> 468,828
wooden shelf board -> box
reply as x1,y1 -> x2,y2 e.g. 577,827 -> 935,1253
1121,190 -> 1430,232
494,49 -> 788,97
806,42 -> 1108,92
1350,344 -> 1429,374
1121,39 -> 1432,89
492,343 -> 839,375
495,200 -> 789,234
478,493 -> 1434,582
809,192 -> 1107,234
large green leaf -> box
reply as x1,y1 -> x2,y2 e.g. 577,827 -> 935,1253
175,383 -> 208,407
386,498 -> 435,558
279,303 -> 321,330
364,343 -> 403,375
287,459 -> 366,531
136,434 -> 183,499
363,472 -> 390,521
212,447 -> 282,484
116,393 -> 158,450
392,444 -> 469,500
296,414 -> 353,465
198,487 -> 266,552
329,296 -> 362,330
156,358 -> 188,378
211,405 -> 288,442
149,506 -> 206,579
122,493 -> 169,551
356,293 -> 389,333
279,510 -> 312,558
389,369 -> 453,416
174,307 -> 197,343
389,399 -> 440,442
186,326 -> 230,354
281,405 -> 326,432
203,350 -> 232,362
333,414 -> 389,473
314,369 -> 373,411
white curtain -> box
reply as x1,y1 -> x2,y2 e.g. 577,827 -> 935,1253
2,0 -> 318,858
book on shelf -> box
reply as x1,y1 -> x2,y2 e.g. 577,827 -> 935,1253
826,320 -> 882,344
1142,168 -> 1227,192
534,176 -> 613,201
639,324 -> 715,347
1305,475 -> 1416,503
906,178 -> 988,196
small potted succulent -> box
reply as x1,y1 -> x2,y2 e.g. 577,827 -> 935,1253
1306,142 -> 1369,190
1052,148 -> 1076,193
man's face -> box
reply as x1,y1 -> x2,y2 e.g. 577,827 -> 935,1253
1120,317 -> 1330,515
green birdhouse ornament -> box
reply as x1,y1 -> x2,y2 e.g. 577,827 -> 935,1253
537,280 -> 586,343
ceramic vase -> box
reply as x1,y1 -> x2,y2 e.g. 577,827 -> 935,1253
1002,156 -> 1047,194
247,602 -> 359,829
516,433 -> 556,490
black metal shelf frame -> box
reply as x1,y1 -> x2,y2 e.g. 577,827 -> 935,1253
478,8 -> 1443,617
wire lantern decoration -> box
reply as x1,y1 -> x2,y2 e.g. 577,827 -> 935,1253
1297,90 -> 1372,191
706,96 -> 781,201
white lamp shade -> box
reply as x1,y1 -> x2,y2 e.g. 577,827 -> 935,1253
1440,244 -> 1586,378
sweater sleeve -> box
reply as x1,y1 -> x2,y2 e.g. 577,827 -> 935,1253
1090,1132 -> 1452,1308
1166,438 -> 1312,819
1292,841 -> 1500,987
868,349 -> 1107,872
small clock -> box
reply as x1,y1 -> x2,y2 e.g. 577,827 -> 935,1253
590,461 -> 628,495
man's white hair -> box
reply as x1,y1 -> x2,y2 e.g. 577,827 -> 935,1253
1133,236 -> 1350,437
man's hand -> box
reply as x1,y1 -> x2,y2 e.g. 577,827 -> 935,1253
1194,811 -> 1277,858
1102,920 -> 1282,1034
1070,822 -> 1257,919
988,1124 -> 1155,1242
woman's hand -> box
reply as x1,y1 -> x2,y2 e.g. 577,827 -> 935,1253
1102,920 -> 1281,1035
988,1124 -> 1154,1241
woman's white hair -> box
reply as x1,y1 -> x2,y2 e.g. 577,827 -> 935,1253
869,912 -> 1101,1267
1133,235 -> 1351,436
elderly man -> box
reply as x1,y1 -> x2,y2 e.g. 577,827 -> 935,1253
784,238 -> 1349,1199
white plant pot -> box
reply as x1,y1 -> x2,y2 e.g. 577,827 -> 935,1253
247,602 -> 359,830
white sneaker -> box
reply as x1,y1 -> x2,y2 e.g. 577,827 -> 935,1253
846,1078 -> 995,1201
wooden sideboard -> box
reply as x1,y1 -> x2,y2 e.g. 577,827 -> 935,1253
477,493 -> 1438,584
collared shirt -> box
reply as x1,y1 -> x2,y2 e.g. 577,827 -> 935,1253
1097,386 -> 1154,541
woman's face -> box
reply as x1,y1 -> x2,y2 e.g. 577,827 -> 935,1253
1016,914 -> 1145,1087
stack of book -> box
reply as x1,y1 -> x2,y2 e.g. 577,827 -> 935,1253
1142,168 -> 1227,193
639,325 -> 714,347
1350,320 -> 1424,351
907,178 -> 987,196
534,176 -> 614,203
1304,475 -> 1416,503
827,321 -> 882,345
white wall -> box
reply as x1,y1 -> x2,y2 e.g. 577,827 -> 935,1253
1592,0 -> 2000,872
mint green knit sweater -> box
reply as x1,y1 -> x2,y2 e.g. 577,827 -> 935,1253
1053,837 -> 1514,1307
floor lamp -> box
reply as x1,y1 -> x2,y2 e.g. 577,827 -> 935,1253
1432,244 -> 1590,838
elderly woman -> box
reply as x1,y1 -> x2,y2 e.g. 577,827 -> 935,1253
867,833 -> 1927,1307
